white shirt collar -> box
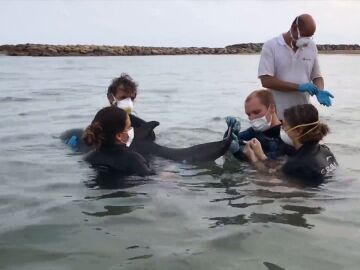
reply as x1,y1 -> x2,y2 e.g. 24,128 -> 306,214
276,34 -> 287,46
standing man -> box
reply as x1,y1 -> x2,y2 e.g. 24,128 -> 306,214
258,14 -> 334,120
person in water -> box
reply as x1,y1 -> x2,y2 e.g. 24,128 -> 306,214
243,103 -> 337,182
83,106 -> 154,176
65,73 -> 156,150
106,73 -> 156,135
226,89 -> 294,160
62,74 -> 233,162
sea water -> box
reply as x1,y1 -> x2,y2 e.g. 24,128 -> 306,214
0,55 -> 360,270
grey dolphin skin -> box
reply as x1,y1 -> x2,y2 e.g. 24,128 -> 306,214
60,120 -> 232,163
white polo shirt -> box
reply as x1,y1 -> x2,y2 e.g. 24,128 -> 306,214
258,34 -> 322,119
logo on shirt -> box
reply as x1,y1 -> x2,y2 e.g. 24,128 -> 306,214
320,156 -> 337,175
302,57 -> 312,61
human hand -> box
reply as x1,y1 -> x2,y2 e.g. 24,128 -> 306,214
225,116 -> 241,134
67,135 -> 78,148
229,132 -> 241,154
243,142 -> 258,163
249,138 -> 267,160
298,83 -> 319,96
315,90 -> 334,106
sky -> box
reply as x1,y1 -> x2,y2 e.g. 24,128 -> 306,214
1,0 -> 359,47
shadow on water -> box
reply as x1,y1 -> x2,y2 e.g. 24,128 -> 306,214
84,170 -> 152,190
82,205 -> 144,217
209,204 -> 324,229
81,168 -> 153,218
263,262 -> 286,270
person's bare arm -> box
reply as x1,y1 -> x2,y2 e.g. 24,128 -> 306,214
260,75 -> 300,92
313,77 -> 324,90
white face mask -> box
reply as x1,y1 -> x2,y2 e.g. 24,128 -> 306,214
280,129 -> 294,146
111,94 -> 134,113
117,97 -> 134,113
290,16 -> 312,48
250,110 -> 272,132
125,127 -> 134,147
296,37 -> 311,48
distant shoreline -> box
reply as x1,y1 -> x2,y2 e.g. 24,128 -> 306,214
1,43 -> 360,56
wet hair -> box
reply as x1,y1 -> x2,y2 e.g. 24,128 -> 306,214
245,89 -> 277,110
284,104 -> 329,144
107,73 -> 138,98
83,106 -> 128,148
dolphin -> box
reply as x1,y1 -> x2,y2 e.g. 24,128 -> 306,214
60,120 -> 232,163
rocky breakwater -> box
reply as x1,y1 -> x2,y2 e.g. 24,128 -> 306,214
0,44 -> 260,56
0,43 -> 359,56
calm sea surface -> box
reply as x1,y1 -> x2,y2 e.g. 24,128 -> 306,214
0,55 -> 360,270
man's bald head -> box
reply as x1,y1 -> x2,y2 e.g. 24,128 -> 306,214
292,14 -> 316,37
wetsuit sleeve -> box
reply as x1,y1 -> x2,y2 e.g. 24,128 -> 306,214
236,128 -> 256,142
231,128 -> 256,161
128,152 -> 155,176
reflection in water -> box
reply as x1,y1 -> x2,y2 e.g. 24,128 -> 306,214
209,204 -> 324,229
84,190 -> 147,200
263,261 -> 286,270
84,170 -> 152,189
228,199 -> 274,209
127,254 -> 153,261
82,205 -> 144,217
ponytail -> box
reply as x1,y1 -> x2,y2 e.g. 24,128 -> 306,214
83,122 -> 105,149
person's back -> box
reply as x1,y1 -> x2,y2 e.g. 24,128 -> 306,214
282,142 -> 337,181
85,144 -> 154,177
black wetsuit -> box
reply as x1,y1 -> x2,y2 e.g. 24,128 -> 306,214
282,143 -> 338,182
84,144 -> 155,177
233,124 -> 295,160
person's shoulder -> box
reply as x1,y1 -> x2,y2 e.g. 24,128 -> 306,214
237,127 -> 256,140
84,149 -> 96,162
319,144 -> 338,165
124,148 -> 147,162
263,35 -> 281,48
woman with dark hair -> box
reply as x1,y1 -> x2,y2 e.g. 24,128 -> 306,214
83,106 -> 154,177
244,104 -> 337,182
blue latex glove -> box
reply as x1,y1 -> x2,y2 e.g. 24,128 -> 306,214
67,135 -> 78,148
316,90 -> 334,106
229,132 -> 241,154
298,83 -> 319,96
225,116 -> 241,134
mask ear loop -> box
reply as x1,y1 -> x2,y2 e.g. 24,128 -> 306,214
110,94 -> 117,106
297,123 -> 320,140
286,120 -> 319,133
296,16 -> 301,39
